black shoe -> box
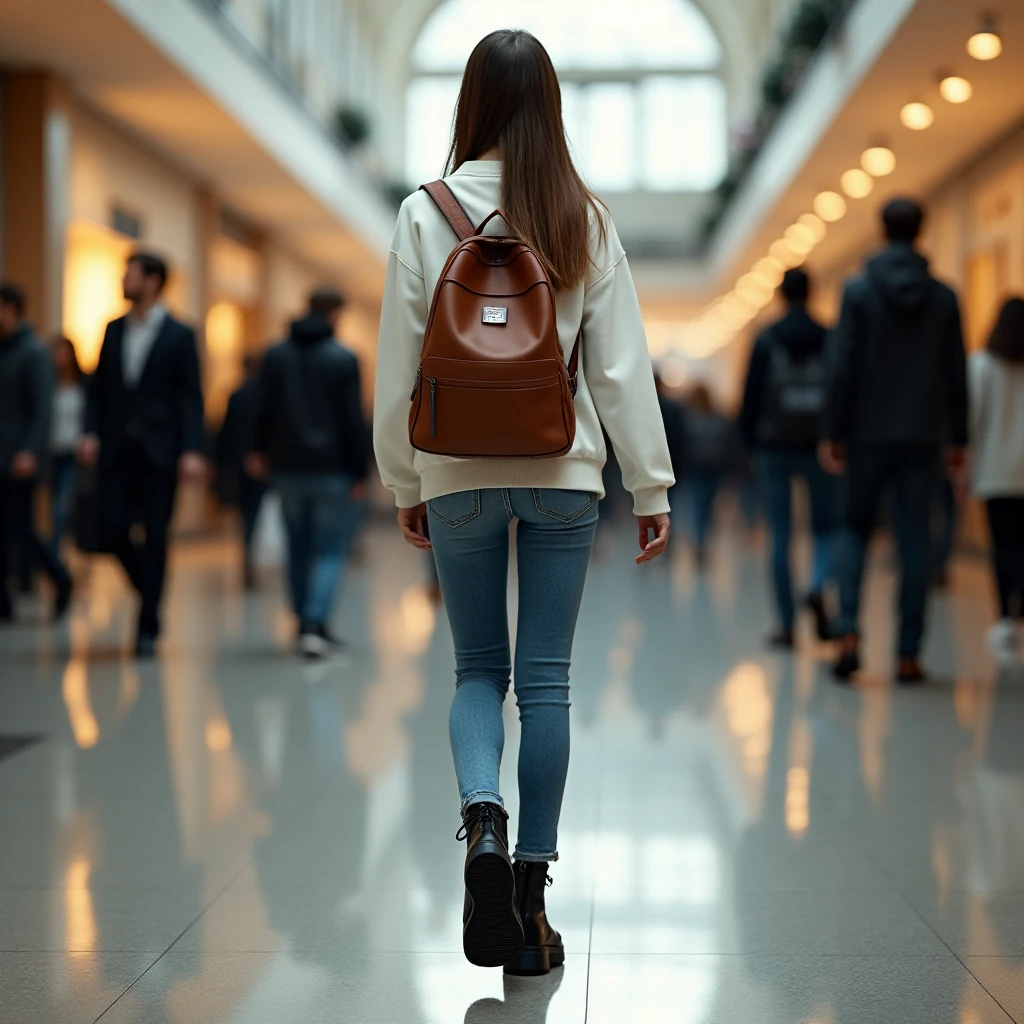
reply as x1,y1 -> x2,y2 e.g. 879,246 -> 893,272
457,802 -> 522,968
806,591 -> 832,641
53,576 -> 72,622
833,637 -> 860,683
768,629 -> 795,649
505,861 -> 565,976
897,657 -> 927,685
135,634 -> 157,659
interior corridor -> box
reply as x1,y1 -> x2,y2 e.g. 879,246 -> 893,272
1,523 -> 1022,1024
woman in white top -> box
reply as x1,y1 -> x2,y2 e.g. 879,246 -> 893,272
970,297 -> 1024,652
49,335 -> 86,556
374,30 -> 673,975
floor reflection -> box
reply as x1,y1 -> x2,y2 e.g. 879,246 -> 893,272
0,526 -> 1022,1022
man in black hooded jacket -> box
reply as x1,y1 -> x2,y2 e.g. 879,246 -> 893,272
248,287 -> 369,657
820,198 -> 968,684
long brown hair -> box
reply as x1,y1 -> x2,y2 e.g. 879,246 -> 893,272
446,29 -> 605,291
988,296 -> 1024,364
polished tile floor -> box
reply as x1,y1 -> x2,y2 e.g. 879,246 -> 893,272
1,520 -> 1023,1023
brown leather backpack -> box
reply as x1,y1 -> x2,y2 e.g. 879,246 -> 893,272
408,180 -> 579,459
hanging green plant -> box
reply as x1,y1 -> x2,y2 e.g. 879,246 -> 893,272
334,105 -> 372,148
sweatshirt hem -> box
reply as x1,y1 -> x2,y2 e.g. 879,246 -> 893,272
418,459 -> 608,504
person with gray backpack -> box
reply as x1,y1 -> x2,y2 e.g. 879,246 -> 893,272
740,268 -> 836,647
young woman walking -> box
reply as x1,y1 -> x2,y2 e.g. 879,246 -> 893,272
48,336 -> 86,556
374,30 -> 673,974
970,297 -> 1024,653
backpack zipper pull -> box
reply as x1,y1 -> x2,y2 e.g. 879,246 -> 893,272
410,367 -> 422,402
429,377 -> 438,437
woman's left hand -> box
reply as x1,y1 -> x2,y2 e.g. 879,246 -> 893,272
398,504 -> 432,551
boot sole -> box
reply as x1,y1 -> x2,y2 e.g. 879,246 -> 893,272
504,943 -> 565,976
463,847 -> 523,968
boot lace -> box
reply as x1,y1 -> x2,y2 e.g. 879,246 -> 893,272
456,802 -> 500,842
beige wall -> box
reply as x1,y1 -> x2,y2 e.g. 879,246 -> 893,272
68,102 -> 203,322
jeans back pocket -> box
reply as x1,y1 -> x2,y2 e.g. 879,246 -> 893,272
532,488 -> 597,523
428,490 -> 481,528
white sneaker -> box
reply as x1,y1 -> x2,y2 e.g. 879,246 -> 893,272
299,627 -> 350,661
987,619 -> 1020,655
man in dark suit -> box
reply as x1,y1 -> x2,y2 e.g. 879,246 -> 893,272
77,253 -> 205,657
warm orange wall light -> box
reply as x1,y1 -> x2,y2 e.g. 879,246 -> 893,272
62,220 -> 132,372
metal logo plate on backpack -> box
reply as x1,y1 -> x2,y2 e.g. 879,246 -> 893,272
481,306 -> 508,324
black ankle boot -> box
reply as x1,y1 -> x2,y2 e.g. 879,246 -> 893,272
457,802 -> 523,968
504,860 -> 564,975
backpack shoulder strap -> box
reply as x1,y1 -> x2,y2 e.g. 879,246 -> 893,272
567,329 -> 582,397
420,181 -> 476,241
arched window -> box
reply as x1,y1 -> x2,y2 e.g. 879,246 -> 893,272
406,0 -> 727,193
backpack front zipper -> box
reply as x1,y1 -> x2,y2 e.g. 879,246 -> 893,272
429,377 -> 438,437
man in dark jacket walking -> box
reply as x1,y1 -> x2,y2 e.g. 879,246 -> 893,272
248,287 -> 369,658
78,253 -> 206,657
0,284 -> 72,621
216,356 -> 267,589
741,268 -> 835,647
820,199 -> 968,684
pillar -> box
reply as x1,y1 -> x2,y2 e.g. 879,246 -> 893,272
0,72 -> 71,336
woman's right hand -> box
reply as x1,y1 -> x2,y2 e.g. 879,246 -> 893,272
398,504 -> 432,551
636,514 -> 670,564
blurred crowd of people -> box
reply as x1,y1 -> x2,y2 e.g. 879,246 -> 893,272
0,257 -> 369,660
2,196 -> 1022,682
654,197 -> 1024,683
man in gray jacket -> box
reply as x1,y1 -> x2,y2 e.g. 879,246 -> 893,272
0,284 -> 72,621
820,199 -> 968,684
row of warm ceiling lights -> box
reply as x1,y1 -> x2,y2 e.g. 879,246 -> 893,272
696,15 -> 1005,344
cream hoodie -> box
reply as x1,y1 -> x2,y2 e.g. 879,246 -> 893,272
373,161 -> 674,515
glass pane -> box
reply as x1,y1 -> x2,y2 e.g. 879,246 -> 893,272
413,0 -> 720,72
583,84 -> 636,191
641,76 -> 727,191
405,77 -> 462,186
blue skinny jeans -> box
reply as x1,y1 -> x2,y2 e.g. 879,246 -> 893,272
275,473 -> 354,629
428,487 -> 598,863
760,450 -> 837,631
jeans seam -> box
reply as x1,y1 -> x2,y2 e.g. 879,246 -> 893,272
501,488 -> 514,521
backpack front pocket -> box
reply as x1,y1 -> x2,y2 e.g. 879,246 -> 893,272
410,358 -> 575,459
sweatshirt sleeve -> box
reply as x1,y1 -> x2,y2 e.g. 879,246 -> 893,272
582,252 -> 674,516
373,234 -> 428,508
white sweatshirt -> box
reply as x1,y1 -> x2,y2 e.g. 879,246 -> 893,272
969,349 -> 1024,498
373,161 -> 674,515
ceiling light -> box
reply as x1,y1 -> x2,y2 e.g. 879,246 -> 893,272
738,273 -> 774,304
939,76 -> 973,103
840,168 -> 874,199
768,239 -> 800,268
967,19 -> 1002,60
813,190 -> 847,222
753,257 -> 784,287
900,102 -> 934,130
861,146 -> 896,177
797,212 -> 827,242
784,223 -> 816,254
